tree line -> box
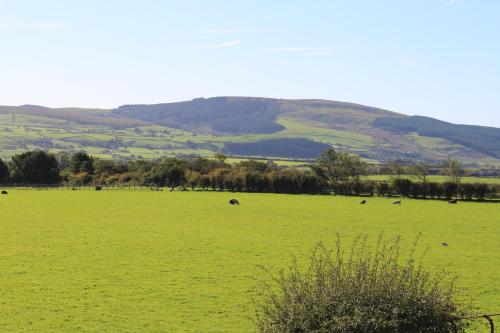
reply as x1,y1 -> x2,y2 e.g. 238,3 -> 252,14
0,149 -> 497,200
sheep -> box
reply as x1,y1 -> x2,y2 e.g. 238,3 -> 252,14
229,199 -> 240,205
392,200 -> 401,205
360,200 -> 366,204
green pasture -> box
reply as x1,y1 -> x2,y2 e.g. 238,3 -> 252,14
0,190 -> 498,332
366,174 -> 500,185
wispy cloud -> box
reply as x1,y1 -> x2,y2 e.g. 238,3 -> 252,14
271,46 -> 352,56
272,46 -> 351,52
196,40 -> 243,50
198,28 -> 272,35
36,23 -> 68,29
0,23 -> 68,31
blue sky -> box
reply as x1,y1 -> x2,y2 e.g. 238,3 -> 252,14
1,0 -> 499,127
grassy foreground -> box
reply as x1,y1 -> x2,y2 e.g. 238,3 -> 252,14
0,190 -> 498,332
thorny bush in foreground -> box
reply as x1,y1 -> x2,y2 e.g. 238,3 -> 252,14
255,234 -> 470,333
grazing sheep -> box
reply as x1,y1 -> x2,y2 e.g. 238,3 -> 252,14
360,200 -> 366,204
392,200 -> 401,205
448,199 -> 457,204
441,242 -> 449,247
1,190 -> 7,195
229,199 -> 240,205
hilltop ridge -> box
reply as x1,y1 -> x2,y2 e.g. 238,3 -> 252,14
0,97 -> 499,165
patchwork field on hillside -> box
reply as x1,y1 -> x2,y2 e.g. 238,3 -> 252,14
0,190 -> 498,332
1,98 -> 500,165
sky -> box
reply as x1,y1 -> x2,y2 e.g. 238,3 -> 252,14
1,0 -> 499,127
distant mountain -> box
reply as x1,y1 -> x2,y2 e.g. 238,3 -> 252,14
114,97 -> 402,135
0,97 -> 499,165
115,97 -> 285,134
373,116 -> 500,159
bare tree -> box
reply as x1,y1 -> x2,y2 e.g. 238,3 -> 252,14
387,160 -> 404,176
444,157 -> 462,185
409,162 -> 430,183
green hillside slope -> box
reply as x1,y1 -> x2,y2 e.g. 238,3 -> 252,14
0,97 -> 499,165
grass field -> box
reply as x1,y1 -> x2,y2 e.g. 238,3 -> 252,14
0,190 -> 498,332
366,174 -> 500,185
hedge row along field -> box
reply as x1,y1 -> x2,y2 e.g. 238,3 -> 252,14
0,190 -> 498,332
1,150 -> 498,200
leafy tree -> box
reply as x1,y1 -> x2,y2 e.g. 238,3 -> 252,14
68,172 -> 93,186
188,157 -> 221,174
0,158 -> 9,182
238,159 -> 275,173
207,168 -> 228,191
185,170 -> 201,190
150,158 -> 187,189
69,152 -> 94,174
313,149 -> 346,183
9,150 -> 60,184
245,171 -> 269,192
214,152 -> 228,167
94,159 -> 128,176
313,148 -> 337,183
346,154 -> 368,181
314,148 -> 368,185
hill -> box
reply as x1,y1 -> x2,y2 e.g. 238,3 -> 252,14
0,97 -> 499,165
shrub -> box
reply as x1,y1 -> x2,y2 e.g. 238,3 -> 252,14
0,158 -> 9,182
443,182 -> 459,199
255,235 -> 469,333
474,183 -> 490,200
409,181 -> 423,198
427,182 -> 441,199
459,183 -> 475,201
376,182 -> 391,196
392,178 -> 413,197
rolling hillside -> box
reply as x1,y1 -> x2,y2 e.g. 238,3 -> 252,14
0,97 -> 499,165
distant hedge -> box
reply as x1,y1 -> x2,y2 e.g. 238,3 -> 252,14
1,150 -> 498,200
